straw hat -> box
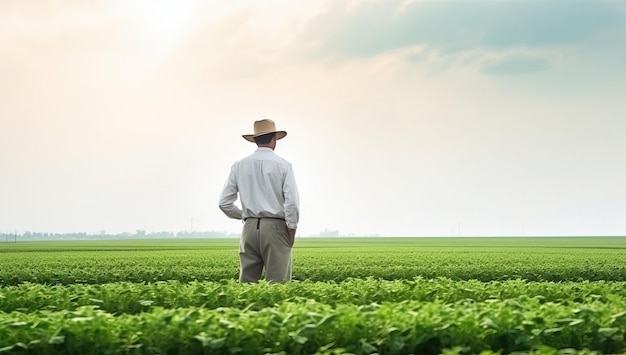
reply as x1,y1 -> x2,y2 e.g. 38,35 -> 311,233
242,119 -> 287,142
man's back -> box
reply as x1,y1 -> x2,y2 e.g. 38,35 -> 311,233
234,148 -> 293,220
219,147 -> 299,228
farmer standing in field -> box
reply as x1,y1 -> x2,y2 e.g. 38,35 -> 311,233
219,119 -> 300,282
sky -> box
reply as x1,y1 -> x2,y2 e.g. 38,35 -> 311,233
1,0 -> 625,237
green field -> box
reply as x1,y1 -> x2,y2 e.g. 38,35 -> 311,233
1,237 -> 625,354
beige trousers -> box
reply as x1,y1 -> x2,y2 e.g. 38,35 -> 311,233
239,217 -> 292,282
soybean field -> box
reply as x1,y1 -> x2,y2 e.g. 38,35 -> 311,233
1,237 -> 625,354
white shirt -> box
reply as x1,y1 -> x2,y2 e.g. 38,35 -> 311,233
219,147 -> 300,229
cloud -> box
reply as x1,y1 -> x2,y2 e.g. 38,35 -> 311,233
481,57 -> 551,76
292,0 -> 626,61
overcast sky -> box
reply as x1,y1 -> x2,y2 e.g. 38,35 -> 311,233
1,0 -> 625,237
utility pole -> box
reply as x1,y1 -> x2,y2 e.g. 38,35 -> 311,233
190,217 -> 194,234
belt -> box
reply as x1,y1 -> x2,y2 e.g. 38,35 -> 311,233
244,217 -> 285,221
244,217 -> 286,229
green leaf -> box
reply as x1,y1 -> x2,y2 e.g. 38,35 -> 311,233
0,346 -> 15,353
288,331 -> 308,345
543,327 -> 563,335
598,327 -> 620,337
48,336 -> 65,345
610,310 -> 626,323
71,317 -> 93,322
358,338 -> 376,353
209,338 -> 226,349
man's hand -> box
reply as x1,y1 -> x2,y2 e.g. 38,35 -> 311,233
287,228 -> 296,247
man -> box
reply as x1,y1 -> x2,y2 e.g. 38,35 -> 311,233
219,119 -> 300,282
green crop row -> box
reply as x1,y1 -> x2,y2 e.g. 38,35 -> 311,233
1,298 -> 625,355
1,279 -> 625,315
1,238 -> 625,285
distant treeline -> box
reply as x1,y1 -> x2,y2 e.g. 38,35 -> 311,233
0,230 -> 239,241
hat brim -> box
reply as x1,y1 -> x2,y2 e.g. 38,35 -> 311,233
242,131 -> 287,142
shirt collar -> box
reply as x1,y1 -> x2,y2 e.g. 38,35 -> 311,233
255,147 -> 274,152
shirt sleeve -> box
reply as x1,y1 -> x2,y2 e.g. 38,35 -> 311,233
283,163 -> 300,229
218,165 -> 243,220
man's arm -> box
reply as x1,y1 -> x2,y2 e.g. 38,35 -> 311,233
283,163 -> 299,231
219,167 -> 243,220
287,228 -> 296,247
